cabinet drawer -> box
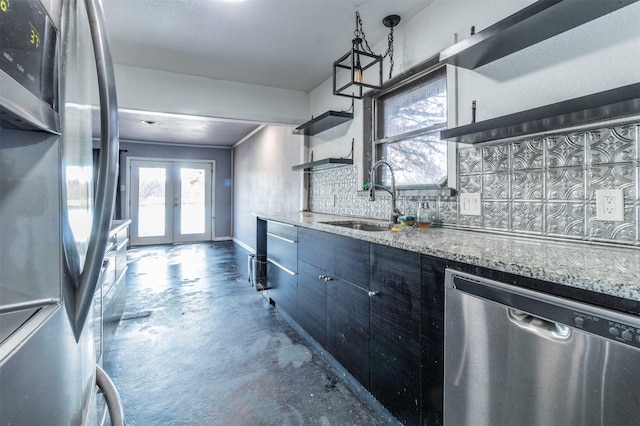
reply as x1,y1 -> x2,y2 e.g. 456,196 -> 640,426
267,233 -> 297,273
103,271 -> 126,355
267,220 -> 297,241
101,249 -> 116,293
115,226 -> 128,246
115,238 -> 128,282
267,260 -> 297,317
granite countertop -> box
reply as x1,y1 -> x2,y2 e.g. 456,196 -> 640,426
258,211 -> 640,303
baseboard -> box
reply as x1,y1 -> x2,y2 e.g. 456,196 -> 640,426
232,238 -> 255,254
212,236 -> 232,242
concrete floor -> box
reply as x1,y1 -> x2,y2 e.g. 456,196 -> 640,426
104,242 -> 390,425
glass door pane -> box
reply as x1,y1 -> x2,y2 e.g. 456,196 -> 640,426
174,162 -> 213,243
179,167 -> 205,235
130,160 -> 173,246
138,167 -> 167,237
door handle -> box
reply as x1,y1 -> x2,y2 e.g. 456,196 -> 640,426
74,0 -> 119,339
96,364 -> 125,426
507,308 -> 571,342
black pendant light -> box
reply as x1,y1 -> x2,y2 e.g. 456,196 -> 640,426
333,12 -> 401,99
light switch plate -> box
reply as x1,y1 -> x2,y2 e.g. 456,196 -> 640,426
460,192 -> 482,216
596,189 -> 624,221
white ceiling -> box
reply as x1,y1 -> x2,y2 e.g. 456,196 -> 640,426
99,0 -> 431,146
101,108 -> 263,147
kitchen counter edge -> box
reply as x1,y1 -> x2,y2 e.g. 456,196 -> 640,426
110,219 -> 131,237
257,212 -> 640,303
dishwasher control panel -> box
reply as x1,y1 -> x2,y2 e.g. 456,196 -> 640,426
447,269 -> 640,351
572,312 -> 640,348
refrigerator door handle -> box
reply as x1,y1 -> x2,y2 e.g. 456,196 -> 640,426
74,0 -> 119,338
96,364 -> 125,426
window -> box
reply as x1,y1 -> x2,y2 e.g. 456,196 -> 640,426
374,67 -> 447,188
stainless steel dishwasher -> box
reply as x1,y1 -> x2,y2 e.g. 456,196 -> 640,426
444,269 -> 640,426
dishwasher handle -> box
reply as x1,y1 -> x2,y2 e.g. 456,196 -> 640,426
507,308 -> 572,342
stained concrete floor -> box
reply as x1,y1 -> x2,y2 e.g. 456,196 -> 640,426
104,242 -> 389,425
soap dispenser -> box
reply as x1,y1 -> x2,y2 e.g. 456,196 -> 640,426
416,200 -> 431,229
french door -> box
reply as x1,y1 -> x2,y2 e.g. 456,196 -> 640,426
129,159 -> 214,245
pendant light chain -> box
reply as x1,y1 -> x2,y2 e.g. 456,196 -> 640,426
384,26 -> 395,79
354,11 -> 396,79
355,11 -> 374,54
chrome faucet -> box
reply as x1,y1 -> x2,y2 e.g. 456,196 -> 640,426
369,160 -> 402,224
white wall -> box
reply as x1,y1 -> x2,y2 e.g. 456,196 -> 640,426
110,65 -> 310,125
456,3 -> 640,125
306,0 -> 640,186
233,126 -> 303,250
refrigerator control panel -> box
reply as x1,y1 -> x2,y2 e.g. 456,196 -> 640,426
0,0 -> 58,109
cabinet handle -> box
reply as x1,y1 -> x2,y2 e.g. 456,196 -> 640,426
318,275 -> 325,280
324,276 -> 333,282
267,232 -> 296,244
368,291 -> 379,297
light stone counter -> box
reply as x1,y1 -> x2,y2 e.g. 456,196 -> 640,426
258,212 -> 640,303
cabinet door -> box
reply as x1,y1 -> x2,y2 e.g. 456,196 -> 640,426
327,278 -> 370,387
298,227 -> 334,271
297,260 -> 327,347
370,243 -> 422,425
420,255 -> 447,426
334,234 -> 369,289
299,227 -> 369,286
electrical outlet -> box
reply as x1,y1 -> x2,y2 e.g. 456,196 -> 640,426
460,192 -> 481,216
596,189 -> 624,221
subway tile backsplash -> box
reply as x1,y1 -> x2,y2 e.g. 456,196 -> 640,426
308,123 -> 640,247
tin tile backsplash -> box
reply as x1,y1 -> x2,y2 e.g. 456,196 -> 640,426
309,123 -> 640,246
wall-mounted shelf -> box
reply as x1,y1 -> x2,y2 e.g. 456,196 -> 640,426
292,158 -> 353,171
439,0 -> 639,69
440,83 -> 640,144
292,110 -> 353,136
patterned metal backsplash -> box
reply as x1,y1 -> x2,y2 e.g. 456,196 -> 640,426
309,123 -> 640,246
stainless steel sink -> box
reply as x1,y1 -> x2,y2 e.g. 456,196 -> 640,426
319,221 -> 389,232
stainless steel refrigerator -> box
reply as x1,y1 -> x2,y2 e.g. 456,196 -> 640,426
0,0 -> 122,424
